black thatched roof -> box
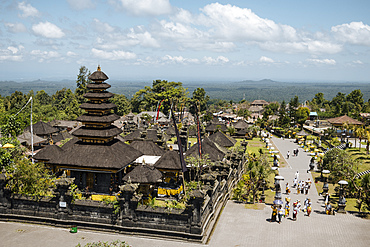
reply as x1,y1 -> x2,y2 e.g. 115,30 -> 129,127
33,144 -> 64,161
208,131 -> 237,147
88,69 -> 109,81
17,131 -> 47,145
122,164 -> 162,184
46,138 -> 142,170
154,150 -> 182,170
25,121 -> 59,136
73,126 -> 123,138
146,129 -> 159,141
83,92 -> 114,99
164,126 -> 176,136
232,119 -> 249,130
185,137 -> 226,162
76,114 -> 120,123
87,83 -> 110,90
236,128 -> 249,136
130,140 -> 165,156
51,130 -> 73,144
122,129 -> 142,142
205,122 -> 227,133
79,102 -> 116,110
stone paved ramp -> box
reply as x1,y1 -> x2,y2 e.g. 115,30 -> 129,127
209,136 -> 369,247
0,137 -> 369,247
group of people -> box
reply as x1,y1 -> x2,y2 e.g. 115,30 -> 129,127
284,172 -> 312,196
290,178 -> 312,195
271,197 -> 312,223
286,148 -> 299,159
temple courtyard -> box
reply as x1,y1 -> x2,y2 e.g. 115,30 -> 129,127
0,136 -> 369,247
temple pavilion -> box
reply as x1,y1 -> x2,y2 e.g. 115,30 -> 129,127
34,66 -> 142,193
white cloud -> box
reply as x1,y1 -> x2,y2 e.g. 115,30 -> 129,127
203,56 -> 229,65
0,46 -> 24,61
18,1 -> 39,18
67,0 -> 95,10
4,22 -> 27,33
91,48 -> 137,60
259,40 -> 342,54
127,28 -> 160,48
32,22 -> 65,38
113,0 -> 173,16
95,26 -> 160,49
153,3 -> 341,55
93,18 -> 115,33
353,60 -> 363,64
307,58 -> 336,65
162,55 -> 199,64
259,56 -> 274,63
67,51 -> 78,57
200,3 -> 298,42
331,22 -> 370,46
30,50 -> 60,61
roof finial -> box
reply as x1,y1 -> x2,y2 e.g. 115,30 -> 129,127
97,65 -> 101,71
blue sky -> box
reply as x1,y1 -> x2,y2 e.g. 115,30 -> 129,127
1,0 -> 370,82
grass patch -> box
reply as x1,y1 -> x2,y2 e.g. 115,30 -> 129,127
346,148 -> 370,173
311,171 -> 369,213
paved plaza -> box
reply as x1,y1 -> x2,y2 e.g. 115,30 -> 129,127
0,136 -> 369,246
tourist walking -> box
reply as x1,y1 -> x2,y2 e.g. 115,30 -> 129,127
304,182 -> 309,195
285,182 -> 290,194
325,202 -> 333,215
295,171 -> 299,181
293,201 -> 298,221
278,205 -> 284,224
305,198 -> 312,217
284,197 -> 290,217
287,151 -> 290,159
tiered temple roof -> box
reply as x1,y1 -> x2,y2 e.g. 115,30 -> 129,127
74,66 -> 122,143
35,66 -> 142,172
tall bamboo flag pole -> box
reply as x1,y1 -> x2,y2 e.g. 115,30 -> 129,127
15,96 -> 33,162
163,88 -> 188,197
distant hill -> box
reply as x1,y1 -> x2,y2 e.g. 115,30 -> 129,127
1,79 -> 369,103
0,80 -> 76,96
188,80 -> 370,103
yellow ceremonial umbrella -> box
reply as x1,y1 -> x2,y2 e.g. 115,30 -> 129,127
2,143 -> 15,149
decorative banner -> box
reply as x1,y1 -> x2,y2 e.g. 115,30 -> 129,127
194,103 -> 202,159
170,102 -> 187,172
155,99 -> 165,122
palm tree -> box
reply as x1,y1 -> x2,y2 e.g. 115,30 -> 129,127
356,127 -> 365,151
353,125 -> 358,148
347,124 -> 355,147
227,126 -> 236,136
366,129 -> 370,155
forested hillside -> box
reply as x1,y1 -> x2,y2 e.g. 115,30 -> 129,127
1,79 -> 369,103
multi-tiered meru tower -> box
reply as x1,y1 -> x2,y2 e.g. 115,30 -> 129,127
34,66 -> 142,193
73,66 -> 122,143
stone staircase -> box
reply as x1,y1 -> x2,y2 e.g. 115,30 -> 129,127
354,169 -> 370,179
324,143 -> 346,154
